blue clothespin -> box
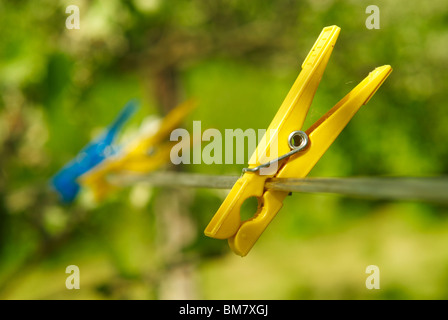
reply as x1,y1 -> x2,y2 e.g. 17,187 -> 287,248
50,99 -> 139,203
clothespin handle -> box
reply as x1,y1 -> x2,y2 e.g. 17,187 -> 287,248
248,26 -> 341,169
50,100 -> 138,203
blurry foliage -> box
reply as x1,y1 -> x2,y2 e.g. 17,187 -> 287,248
0,0 -> 448,299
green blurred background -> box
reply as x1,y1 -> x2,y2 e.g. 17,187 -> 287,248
0,0 -> 448,299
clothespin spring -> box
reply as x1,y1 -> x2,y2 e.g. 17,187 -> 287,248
242,130 -> 309,173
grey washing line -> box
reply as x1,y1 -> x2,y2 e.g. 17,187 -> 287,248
108,172 -> 448,205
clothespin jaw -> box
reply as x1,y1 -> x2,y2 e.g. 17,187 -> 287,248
50,100 -> 138,203
79,99 -> 196,202
205,25 -> 392,256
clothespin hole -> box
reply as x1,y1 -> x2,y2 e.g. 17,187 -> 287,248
240,196 -> 260,222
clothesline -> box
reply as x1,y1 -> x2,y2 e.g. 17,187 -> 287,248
108,172 -> 448,205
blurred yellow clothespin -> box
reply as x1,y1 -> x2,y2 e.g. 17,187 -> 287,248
205,25 -> 392,256
79,99 -> 196,201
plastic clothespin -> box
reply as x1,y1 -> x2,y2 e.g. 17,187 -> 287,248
50,100 -> 138,203
79,99 -> 196,202
204,25 -> 392,256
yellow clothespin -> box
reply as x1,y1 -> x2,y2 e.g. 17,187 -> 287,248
79,99 -> 196,201
204,25 -> 392,256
